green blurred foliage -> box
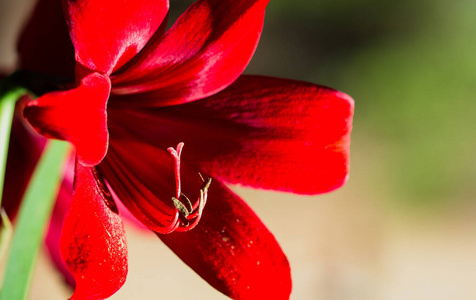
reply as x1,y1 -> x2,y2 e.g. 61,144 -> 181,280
249,0 -> 476,209
337,0 -> 476,207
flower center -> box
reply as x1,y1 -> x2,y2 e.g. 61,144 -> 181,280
167,142 -> 211,232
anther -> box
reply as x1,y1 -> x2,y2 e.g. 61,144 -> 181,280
172,197 -> 190,217
180,193 -> 193,213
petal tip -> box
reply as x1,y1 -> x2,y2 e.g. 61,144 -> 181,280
22,72 -> 111,167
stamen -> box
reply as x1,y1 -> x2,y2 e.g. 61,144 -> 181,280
188,176 -> 212,218
175,174 -> 212,232
167,143 -> 212,232
153,210 -> 180,234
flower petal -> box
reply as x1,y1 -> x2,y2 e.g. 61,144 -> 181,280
17,0 -> 75,78
63,0 -> 169,74
195,76 -> 355,194
111,0 -> 269,106
23,72 -> 110,166
97,138 -> 181,234
107,75 -> 354,194
60,163 -> 127,299
159,179 -> 291,299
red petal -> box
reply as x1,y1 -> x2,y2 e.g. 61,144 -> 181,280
63,0 -> 169,74
107,75 -> 354,194
159,179 -> 291,299
97,139 -> 180,233
111,0 -> 269,106
18,0 -> 75,77
23,72 -> 110,166
196,77 -> 355,194
60,163 -> 127,299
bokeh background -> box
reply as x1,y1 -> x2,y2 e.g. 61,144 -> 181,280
1,0 -> 475,299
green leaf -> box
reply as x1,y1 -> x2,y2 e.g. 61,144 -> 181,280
0,84 -> 26,207
0,140 -> 70,300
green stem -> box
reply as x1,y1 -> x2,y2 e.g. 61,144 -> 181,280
0,140 -> 69,300
0,85 -> 26,207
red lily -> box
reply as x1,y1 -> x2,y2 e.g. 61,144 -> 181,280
15,0 -> 354,299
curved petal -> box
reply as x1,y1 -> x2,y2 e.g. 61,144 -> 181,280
17,0 -> 75,78
107,75 -> 354,194
159,179 -> 291,299
23,72 -> 110,166
60,163 -> 127,299
110,0 -> 269,106
63,0 -> 169,74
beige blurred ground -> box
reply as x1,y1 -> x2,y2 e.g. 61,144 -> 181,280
1,0 -> 476,299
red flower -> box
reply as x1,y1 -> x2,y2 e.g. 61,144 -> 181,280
17,0 -> 354,298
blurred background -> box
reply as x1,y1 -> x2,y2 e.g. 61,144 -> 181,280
1,0 -> 475,299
